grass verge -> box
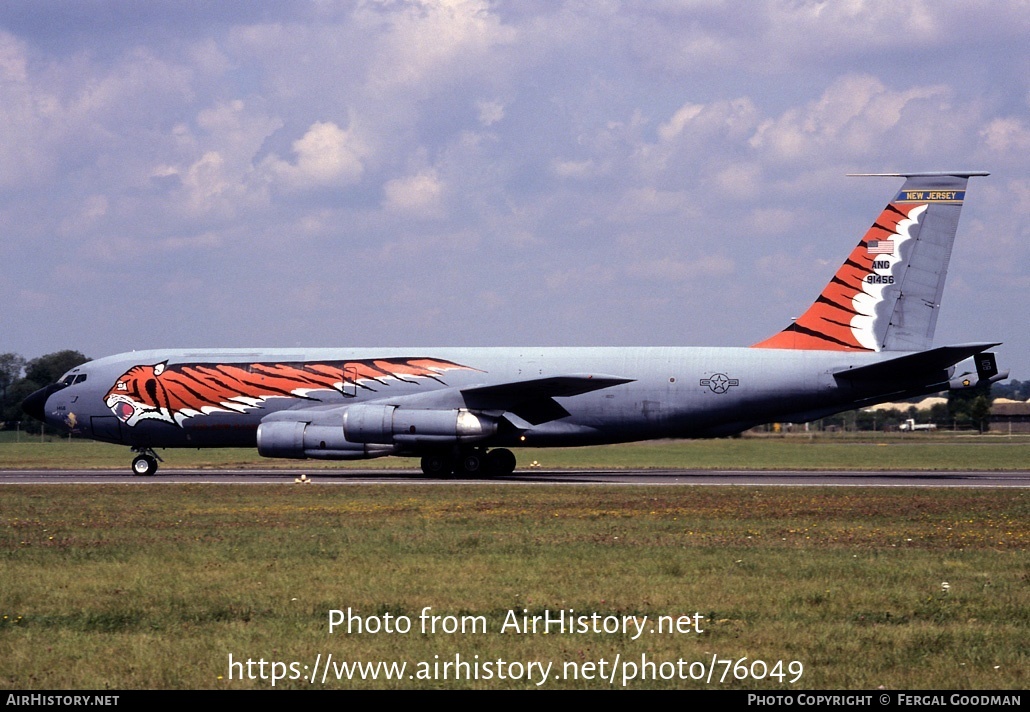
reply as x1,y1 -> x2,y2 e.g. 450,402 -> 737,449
1,485 -> 1026,689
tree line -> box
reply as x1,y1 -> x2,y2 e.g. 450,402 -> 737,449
0,350 -> 89,432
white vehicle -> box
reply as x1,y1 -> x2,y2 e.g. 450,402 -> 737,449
899,418 -> 937,432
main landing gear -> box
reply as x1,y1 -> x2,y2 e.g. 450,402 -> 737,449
420,448 -> 517,478
130,447 -> 163,476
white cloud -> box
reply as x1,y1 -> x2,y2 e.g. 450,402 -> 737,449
714,163 -> 762,199
0,33 -> 55,187
980,117 -> 1030,154
766,0 -> 942,46
362,0 -> 516,91
0,31 -> 27,82
552,158 -> 602,179
138,100 -> 283,220
658,103 -> 704,142
184,151 -> 232,209
748,75 -> 953,161
634,98 -> 759,178
476,99 -> 506,126
264,121 -> 367,191
382,169 -> 446,217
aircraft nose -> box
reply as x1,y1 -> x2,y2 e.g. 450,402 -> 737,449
21,384 -> 63,423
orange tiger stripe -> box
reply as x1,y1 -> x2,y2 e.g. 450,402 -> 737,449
754,202 -> 921,351
105,357 -> 476,427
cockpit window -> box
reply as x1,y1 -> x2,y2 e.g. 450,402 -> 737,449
74,374 -> 87,384
61,375 -> 75,386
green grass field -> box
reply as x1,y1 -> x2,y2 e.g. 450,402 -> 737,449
1,434 -> 1027,690
1,484 -> 1027,690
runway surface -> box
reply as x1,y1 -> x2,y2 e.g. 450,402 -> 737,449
2,468 -> 1028,487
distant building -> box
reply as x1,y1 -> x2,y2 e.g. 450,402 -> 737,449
989,401 -> 1030,434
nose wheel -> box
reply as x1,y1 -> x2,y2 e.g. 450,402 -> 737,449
130,448 -> 162,476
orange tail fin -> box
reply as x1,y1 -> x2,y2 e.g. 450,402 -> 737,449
753,172 -> 987,352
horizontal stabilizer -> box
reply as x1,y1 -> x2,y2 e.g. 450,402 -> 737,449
950,351 -> 1008,391
834,343 -> 1001,383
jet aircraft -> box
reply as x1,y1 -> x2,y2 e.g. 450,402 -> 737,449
23,172 -> 1006,477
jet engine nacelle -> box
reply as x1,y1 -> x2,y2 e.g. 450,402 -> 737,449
256,419 -> 397,460
343,404 -> 498,445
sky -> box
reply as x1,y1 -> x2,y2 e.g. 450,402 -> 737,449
1,0 -> 1028,380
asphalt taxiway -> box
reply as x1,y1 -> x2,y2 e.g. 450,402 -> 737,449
2,468 -> 1028,487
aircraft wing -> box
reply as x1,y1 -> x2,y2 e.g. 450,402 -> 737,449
461,374 -> 635,425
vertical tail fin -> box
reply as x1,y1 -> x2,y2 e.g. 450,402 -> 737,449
753,171 -> 988,352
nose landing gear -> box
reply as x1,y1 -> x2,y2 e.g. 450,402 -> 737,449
130,447 -> 163,476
